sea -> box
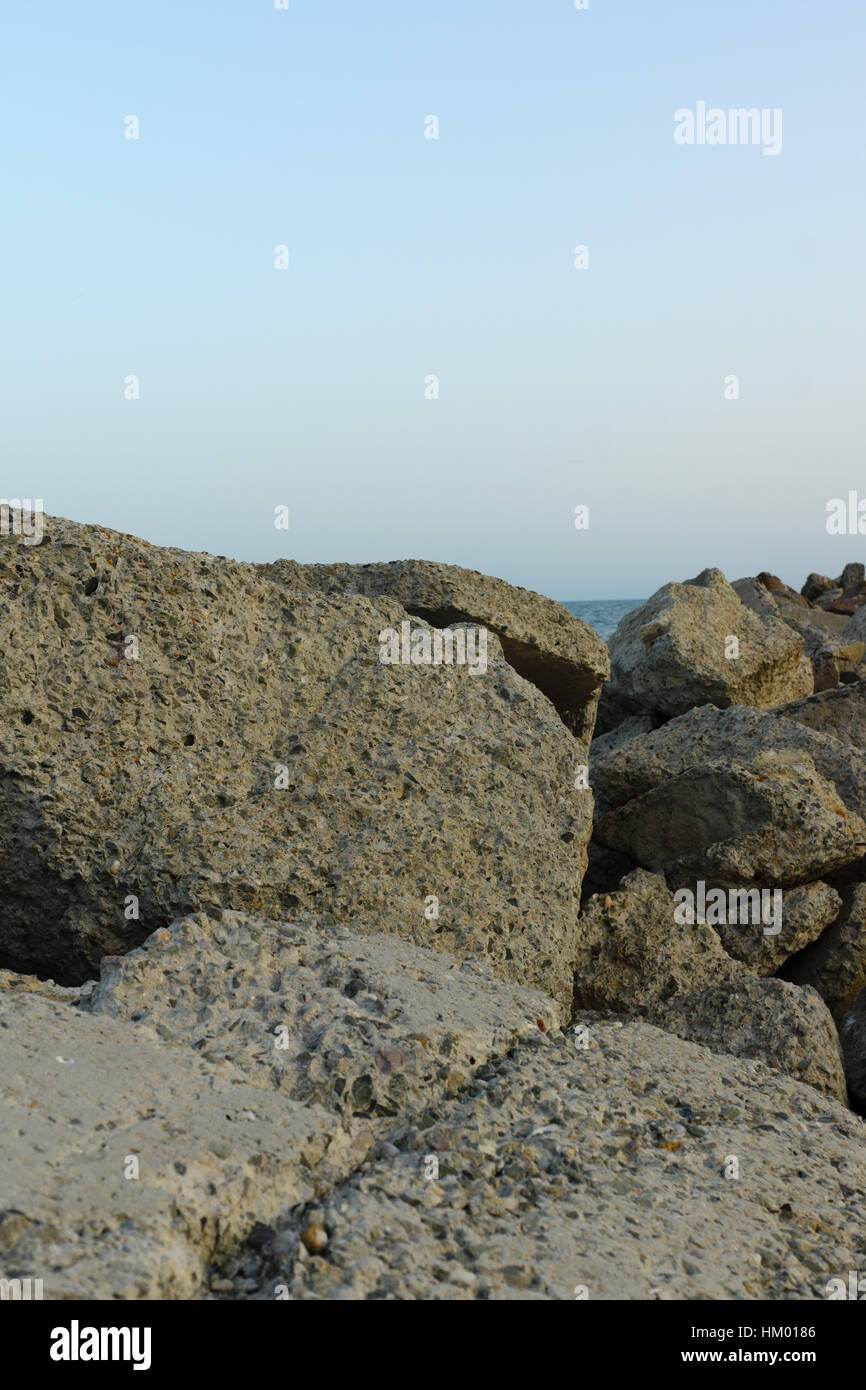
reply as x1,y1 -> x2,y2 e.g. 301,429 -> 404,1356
561,599 -> 644,643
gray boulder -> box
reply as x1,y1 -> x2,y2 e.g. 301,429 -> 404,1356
648,976 -> 847,1102
0,990 -> 367,1300
608,568 -> 811,719
595,751 -> 865,890
777,681 -> 866,748
296,558 -> 609,744
245,1021 -> 866,1300
85,911 -> 562,1121
590,703 -> 866,825
0,517 -> 596,1007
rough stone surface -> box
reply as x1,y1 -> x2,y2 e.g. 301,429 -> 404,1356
590,712 -> 658,760
574,870 -> 743,1011
802,573 -> 836,602
838,563 -> 865,591
231,1022 -> 866,1301
297,558 -> 609,744
85,911 -> 562,1121
590,703 -> 866,825
827,582 -> 866,616
0,991 -> 366,1300
779,884 -> 866,1019
713,879 -> 841,975
607,569 -> 812,719
646,976 -> 847,1102
0,516 -> 591,1006
777,682 -> 866,748
595,752 -> 865,889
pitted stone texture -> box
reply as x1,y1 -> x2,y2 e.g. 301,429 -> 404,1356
294,558 -> 609,745
590,704 -> 866,826
778,682 -> 866,749
607,569 -> 811,719
0,992 -> 366,1300
0,516 -> 588,1005
595,753 -> 865,890
236,1023 -> 866,1301
574,870 -> 743,1012
711,880 -> 841,975
647,977 -> 847,1102
84,911 -> 562,1120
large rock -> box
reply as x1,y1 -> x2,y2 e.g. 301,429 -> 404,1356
779,884 -> 866,1019
574,869 -> 743,1011
234,1021 -> 866,1300
647,976 -> 847,1102
0,991 -> 367,1299
84,911 -> 562,1121
0,517 -> 591,1006
296,559 -> 609,744
776,682 -> 866,748
595,751 -> 865,889
607,568 -> 811,719
590,703 -> 866,824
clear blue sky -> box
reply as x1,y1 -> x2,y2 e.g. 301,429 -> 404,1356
2,1 -> 864,598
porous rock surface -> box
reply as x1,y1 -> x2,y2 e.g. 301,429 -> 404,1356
0,991 -> 367,1300
297,558 -> 610,744
4,521 -> 866,1303
606,568 -> 812,719
646,976 -> 847,1102
233,1023 -> 866,1301
0,516 -> 596,1006
84,910 -> 562,1120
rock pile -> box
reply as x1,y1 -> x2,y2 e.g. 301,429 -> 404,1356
2,521 -> 866,1300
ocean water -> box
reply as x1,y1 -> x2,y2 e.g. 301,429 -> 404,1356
561,599 -> 644,643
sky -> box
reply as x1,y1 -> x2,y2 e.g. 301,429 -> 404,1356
2,0 -> 864,599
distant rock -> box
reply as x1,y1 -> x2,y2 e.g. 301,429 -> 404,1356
827,581 -> 866,616
837,563 -> 865,591
607,568 -> 811,719
802,573 -> 837,602
755,572 -> 810,607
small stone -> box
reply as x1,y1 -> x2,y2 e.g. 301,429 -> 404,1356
300,1223 -> 329,1255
